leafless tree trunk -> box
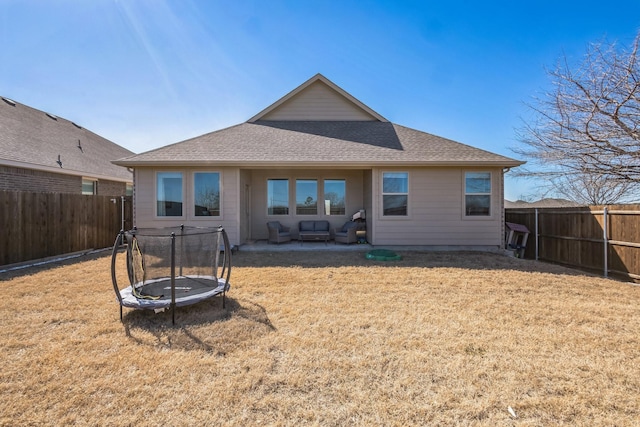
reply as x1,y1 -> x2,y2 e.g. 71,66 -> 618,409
514,32 -> 640,204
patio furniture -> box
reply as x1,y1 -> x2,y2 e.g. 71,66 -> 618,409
334,220 -> 364,244
267,221 -> 292,244
505,222 -> 529,258
298,220 -> 330,244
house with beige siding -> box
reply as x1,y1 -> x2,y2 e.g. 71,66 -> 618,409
113,74 -> 523,248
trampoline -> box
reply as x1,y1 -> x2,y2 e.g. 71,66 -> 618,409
111,225 -> 231,324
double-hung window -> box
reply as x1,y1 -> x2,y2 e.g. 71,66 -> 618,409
194,172 -> 220,216
464,172 -> 491,216
382,172 -> 408,216
157,172 -> 183,217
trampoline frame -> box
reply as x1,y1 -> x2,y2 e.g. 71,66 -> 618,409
111,225 -> 232,324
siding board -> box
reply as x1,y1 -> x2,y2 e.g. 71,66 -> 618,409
371,167 -> 503,246
132,166 -> 504,247
261,81 -> 376,121
133,167 -> 240,245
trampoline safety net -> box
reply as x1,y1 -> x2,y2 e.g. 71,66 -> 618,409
111,225 -> 232,324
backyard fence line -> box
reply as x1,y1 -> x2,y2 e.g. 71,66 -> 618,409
0,191 -> 132,267
505,205 -> 640,282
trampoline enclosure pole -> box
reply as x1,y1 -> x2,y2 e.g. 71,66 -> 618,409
110,230 -> 125,321
120,196 -> 125,232
171,232 -> 176,325
179,224 -> 184,277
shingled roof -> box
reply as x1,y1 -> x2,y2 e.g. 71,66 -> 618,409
113,74 -> 523,169
0,96 -> 134,181
114,120 -> 521,167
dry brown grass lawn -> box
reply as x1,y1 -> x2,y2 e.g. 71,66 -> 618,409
1,249 -> 639,426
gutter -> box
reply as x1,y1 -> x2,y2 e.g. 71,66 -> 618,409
112,160 -> 526,169
2,158 -> 133,183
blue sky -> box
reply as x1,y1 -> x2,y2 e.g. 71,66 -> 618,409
2,0 -> 639,201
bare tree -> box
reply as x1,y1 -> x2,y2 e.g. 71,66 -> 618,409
551,172 -> 635,205
514,32 -> 640,204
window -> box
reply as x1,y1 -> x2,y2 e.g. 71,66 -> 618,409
125,183 -> 133,196
296,179 -> 318,215
382,172 -> 408,216
82,178 -> 97,195
194,172 -> 220,216
157,172 -> 183,217
465,172 -> 491,216
324,179 -> 345,215
267,179 -> 289,215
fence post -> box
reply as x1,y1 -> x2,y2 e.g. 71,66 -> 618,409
603,206 -> 608,278
535,208 -> 539,261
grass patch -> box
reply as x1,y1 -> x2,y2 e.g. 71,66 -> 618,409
1,250 -> 639,425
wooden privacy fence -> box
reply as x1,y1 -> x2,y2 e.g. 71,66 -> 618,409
0,191 -> 132,266
505,205 -> 640,282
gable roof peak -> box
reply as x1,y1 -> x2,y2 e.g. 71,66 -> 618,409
248,73 -> 387,123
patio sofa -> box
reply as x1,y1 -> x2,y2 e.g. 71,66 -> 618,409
298,220 -> 331,243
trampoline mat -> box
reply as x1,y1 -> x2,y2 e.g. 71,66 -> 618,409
119,275 -> 229,309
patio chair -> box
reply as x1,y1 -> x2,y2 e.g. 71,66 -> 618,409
266,221 -> 292,244
334,220 -> 362,244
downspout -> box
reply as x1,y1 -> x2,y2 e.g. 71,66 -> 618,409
501,167 -> 511,250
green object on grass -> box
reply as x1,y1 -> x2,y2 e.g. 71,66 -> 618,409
365,249 -> 402,261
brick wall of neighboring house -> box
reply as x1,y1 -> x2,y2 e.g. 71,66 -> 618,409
0,165 -> 80,193
97,179 -> 128,196
0,165 -> 129,196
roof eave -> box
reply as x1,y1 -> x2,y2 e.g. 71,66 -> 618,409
112,159 -> 526,169
3,158 -> 132,182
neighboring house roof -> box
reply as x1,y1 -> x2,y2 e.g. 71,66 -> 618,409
0,96 -> 134,182
114,74 -> 523,168
505,198 -> 584,208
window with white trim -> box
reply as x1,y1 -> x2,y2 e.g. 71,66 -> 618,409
464,172 -> 491,216
382,172 -> 408,216
156,172 -> 183,217
193,172 -> 220,217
